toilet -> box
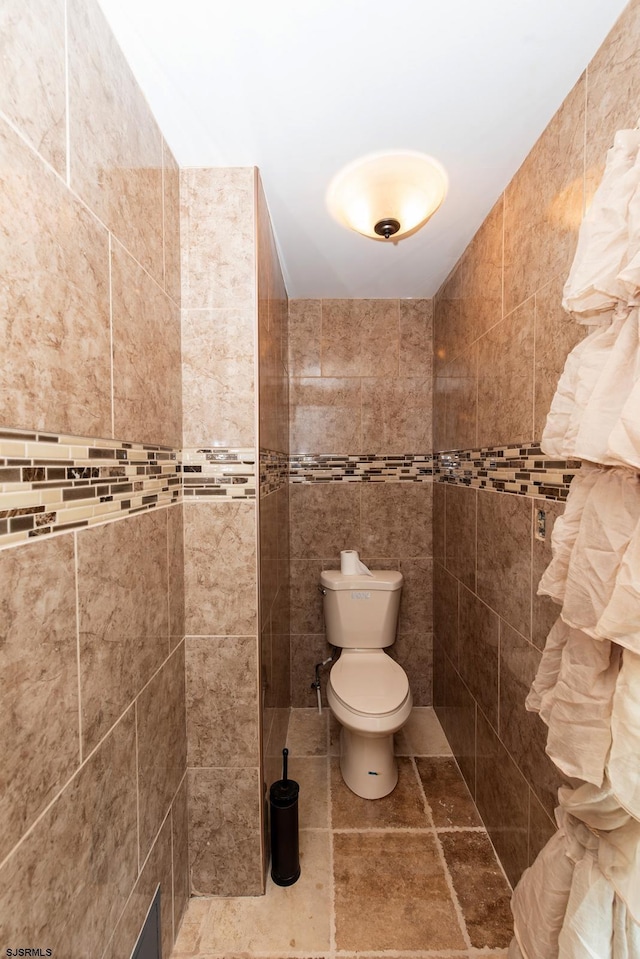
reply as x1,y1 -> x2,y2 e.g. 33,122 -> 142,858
320,569 -> 412,800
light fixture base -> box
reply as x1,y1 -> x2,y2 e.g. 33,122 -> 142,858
374,218 -> 401,239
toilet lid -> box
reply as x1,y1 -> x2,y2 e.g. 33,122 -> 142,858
330,653 -> 409,715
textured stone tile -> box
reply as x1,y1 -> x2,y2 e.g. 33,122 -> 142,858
287,756 -> 329,829
331,757 -> 430,829
103,814 -> 173,959
443,342 -> 478,451
188,767 -> 263,897
290,633 -> 334,708
399,298 -> 433,377
180,167 -> 255,311
361,482 -> 432,557
476,709 -> 528,887
137,645 -> 187,861
0,710 -> 137,959
503,76 -> 585,316
445,484 -> 476,591
183,829 -> 331,954
458,586 -> 499,729
290,482 -> 361,559
186,636 -> 259,767
433,482 -> 446,564
0,119 -> 111,437
528,790 -> 557,866
439,656 -> 476,793
439,830 -> 513,948
290,376 -> 361,454
0,536 -> 79,864
183,501 -> 257,636
288,299 -> 322,376
321,299 -> 399,377
0,0 -> 66,175
77,509 -> 169,753
416,757 -> 481,827
182,308 -> 255,448
111,240 -> 182,447
395,707 -> 452,756
286,708 -> 328,756
361,376 -> 432,453
290,558 -> 339,634
68,0 -> 163,285
477,489 -> 532,639
477,297 -> 535,447
334,831 -> 465,951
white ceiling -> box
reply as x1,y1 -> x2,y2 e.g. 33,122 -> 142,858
98,0 -> 629,299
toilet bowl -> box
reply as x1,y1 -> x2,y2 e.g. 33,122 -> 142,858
320,569 -> 412,800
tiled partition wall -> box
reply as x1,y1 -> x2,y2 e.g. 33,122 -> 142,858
288,299 -> 434,707
257,181 -> 291,795
432,0 -> 640,888
181,167 -> 290,896
0,2 -> 187,957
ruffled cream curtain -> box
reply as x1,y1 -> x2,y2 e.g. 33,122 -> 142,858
509,125 -> 640,958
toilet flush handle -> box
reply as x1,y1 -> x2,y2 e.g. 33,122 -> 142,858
317,586 -> 327,596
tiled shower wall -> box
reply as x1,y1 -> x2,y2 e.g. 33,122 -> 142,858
0,1 -> 187,957
288,299 -> 433,706
432,0 -> 640,887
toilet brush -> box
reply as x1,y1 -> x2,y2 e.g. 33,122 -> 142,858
269,748 -> 301,886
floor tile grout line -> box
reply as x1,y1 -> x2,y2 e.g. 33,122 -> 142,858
413,756 -> 474,953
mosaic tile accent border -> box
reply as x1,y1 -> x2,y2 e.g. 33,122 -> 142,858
435,443 -> 581,501
288,453 -> 435,483
259,449 -> 288,497
180,448 -> 256,499
0,428 -> 180,547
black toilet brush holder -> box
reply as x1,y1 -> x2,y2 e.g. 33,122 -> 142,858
269,748 -> 301,886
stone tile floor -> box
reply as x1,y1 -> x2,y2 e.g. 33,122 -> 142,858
172,707 -> 513,958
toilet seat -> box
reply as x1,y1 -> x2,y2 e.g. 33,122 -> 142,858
329,651 -> 409,716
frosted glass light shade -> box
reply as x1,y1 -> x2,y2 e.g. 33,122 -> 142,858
326,150 -> 448,241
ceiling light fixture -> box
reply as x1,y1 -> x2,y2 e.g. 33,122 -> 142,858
326,150 -> 449,242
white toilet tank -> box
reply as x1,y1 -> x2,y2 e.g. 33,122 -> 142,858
320,570 -> 403,648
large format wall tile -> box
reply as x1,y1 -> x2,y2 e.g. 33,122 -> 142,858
0,0 -> 66,176
181,167 -> 256,311
182,308 -> 255,448
111,241 -> 182,447
290,483 -> 361,558
188,767 -> 263,896
0,710 -> 138,958
67,0 -> 163,285
172,777 -> 190,935
361,483 -> 432,557
441,343 -> 478,451
321,300 -> 399,377
0,119 -> 111,436
477,297 -> 535,447
183,501 -> 258,635
137,644 -> 187,861
290,377 -> 361,453
586,0 -> 640,195
361,377 -> 432,453
503,76 -> 585,316
186,636 -> 259,767
433,562 -> 459,664
103,814 -> 173,959
477,490 -> 532,639
399,299 -> 433,377
77,509 -> 169,753
531,498 -> 565,649
444,484 -> 476,590
458,586 -> 499,729
169,504 -> 186,648
288,301 -> 321,378
0,536 -> 79,864
534,275 -> 585,439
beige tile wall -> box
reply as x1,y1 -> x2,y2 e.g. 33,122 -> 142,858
257,178 -> 291,804
432,0 -> 640,887
288,299 -> 433,706
0,1 -> 187,954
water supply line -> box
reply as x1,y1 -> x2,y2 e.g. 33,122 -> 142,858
310,647 -> 338,714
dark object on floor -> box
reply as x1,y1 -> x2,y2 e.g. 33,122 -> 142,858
270,748 -> 301,886
132,885 -> 161,958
